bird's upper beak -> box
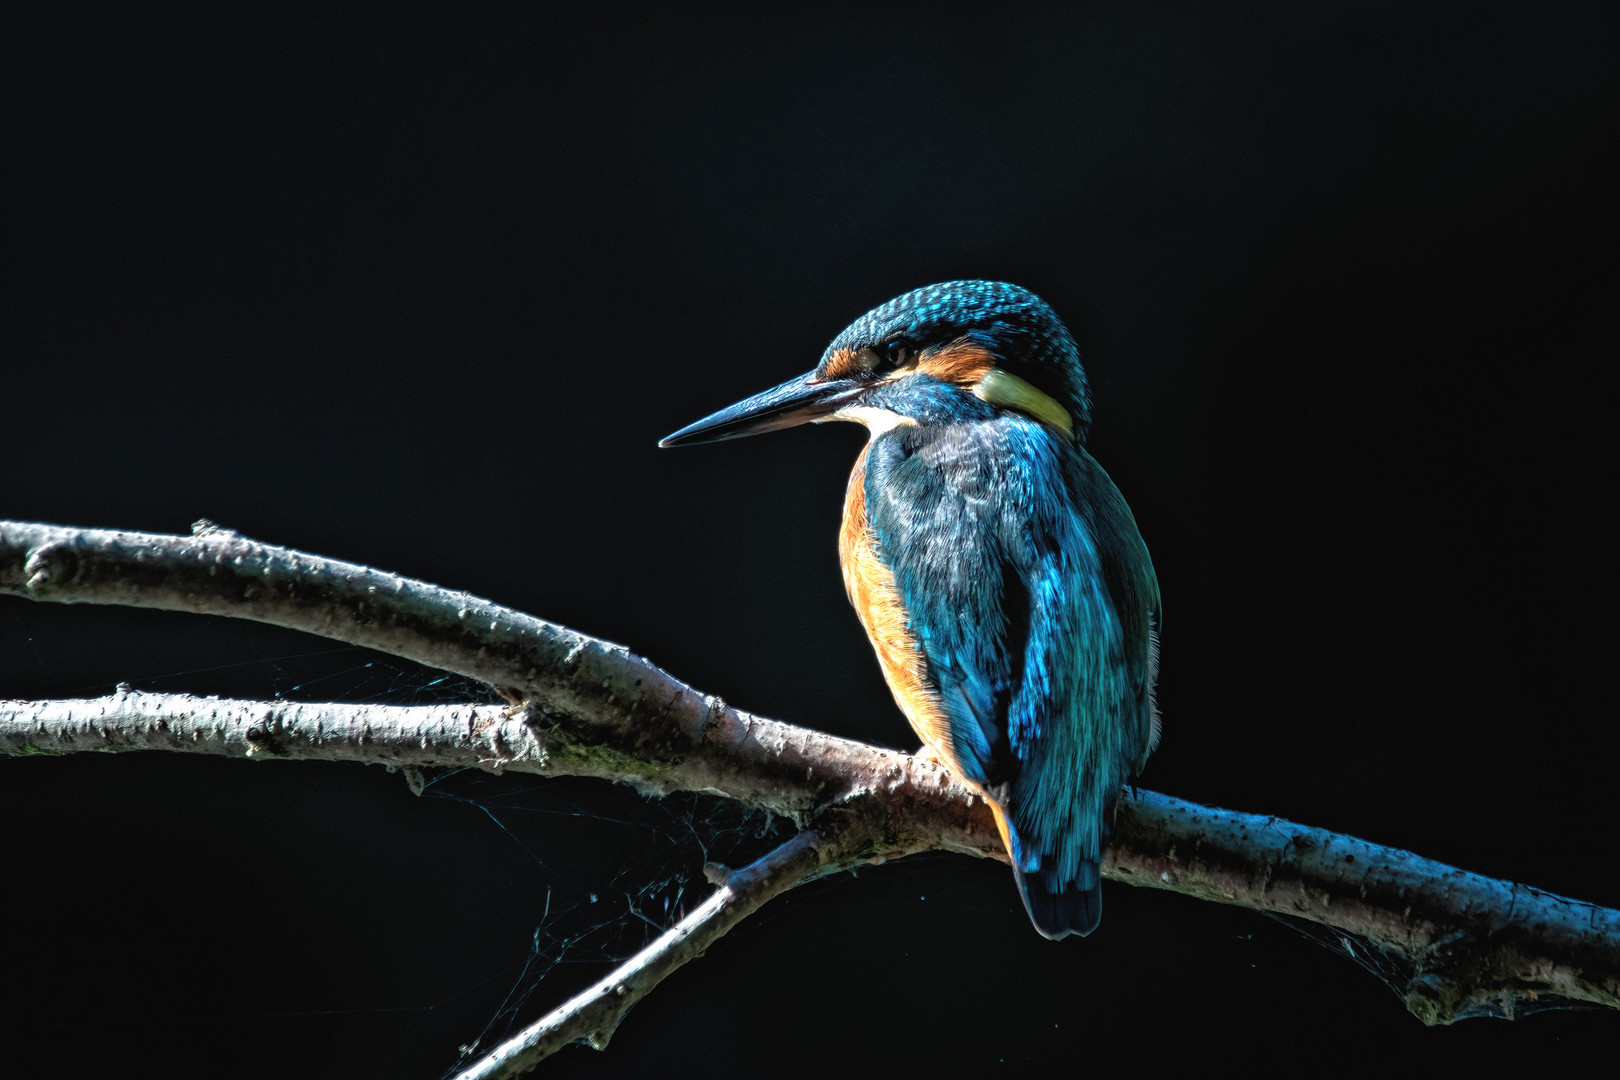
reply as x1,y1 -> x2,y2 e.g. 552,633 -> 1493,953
659,369 -> 861,447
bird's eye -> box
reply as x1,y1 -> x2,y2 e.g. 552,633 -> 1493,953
883,339 -> 913,368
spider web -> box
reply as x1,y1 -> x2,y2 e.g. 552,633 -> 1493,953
1258,910 -> 1608,1023
419,770 -> 788,1073
139,644 -> 794,1067
0,604 -> 795,1065
2,607 -> 795,1071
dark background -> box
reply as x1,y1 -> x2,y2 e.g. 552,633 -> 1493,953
3,2 -> 1614,1075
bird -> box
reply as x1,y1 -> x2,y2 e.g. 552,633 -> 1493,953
659,281 -> 1160,939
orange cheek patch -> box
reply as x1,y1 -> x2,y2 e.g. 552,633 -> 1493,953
918,339 -> 997,386
819,346 -> 867,381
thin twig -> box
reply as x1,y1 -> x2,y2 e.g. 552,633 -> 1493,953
452,827 -> 854,1078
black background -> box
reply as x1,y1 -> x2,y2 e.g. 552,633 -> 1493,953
3,3 -> 1614,1076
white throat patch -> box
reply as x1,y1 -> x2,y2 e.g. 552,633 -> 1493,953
830,404 -> 918,437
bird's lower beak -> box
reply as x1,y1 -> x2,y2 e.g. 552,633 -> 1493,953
659,370 -> 861,447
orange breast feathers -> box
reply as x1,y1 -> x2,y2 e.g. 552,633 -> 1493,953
839,447 -> 1022,862
838,447 -> 959,772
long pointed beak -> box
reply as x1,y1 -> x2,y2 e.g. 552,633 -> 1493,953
659,370 -> 861,447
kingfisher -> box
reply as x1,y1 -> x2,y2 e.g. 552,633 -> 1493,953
660,281 -> 1160,939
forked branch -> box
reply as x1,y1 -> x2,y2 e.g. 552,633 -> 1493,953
2,520 -> 1616,1076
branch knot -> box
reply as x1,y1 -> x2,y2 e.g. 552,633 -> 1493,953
24,540 -> 80,591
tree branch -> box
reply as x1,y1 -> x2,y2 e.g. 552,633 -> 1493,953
4,518 -> 1617,1068
0,518 -> 934,824
0,688 -> 998,862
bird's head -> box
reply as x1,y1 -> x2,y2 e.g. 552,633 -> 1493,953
659,281 -> 1091,448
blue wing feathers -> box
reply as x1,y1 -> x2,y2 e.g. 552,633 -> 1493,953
866,414 -> 1158,938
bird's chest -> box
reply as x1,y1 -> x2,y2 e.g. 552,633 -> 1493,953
860,427 -> 1013,611
838,444 -> 954,753
838,431 -> 1008,766
839,446 -> 923,694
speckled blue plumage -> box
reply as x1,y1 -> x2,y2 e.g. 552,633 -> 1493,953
821,279 -> 1094,439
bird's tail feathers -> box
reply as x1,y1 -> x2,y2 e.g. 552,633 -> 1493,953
1012,859 -> 1101,940
989,795 -> 1104,939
